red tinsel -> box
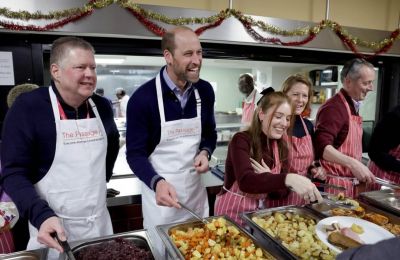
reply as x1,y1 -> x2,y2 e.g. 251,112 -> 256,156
0,10 -> 92,31
125,7 -> 166,36
195,17 -> 226,35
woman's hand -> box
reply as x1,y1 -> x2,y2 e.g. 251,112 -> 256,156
285,174 -> 323,204
311,166 -> 326,181
250,158 -> 271,173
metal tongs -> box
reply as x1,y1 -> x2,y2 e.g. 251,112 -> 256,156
178,202 -> 210,225
375,177 -> 400,190
51,233 -> 76,260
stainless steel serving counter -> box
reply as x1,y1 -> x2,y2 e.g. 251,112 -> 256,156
107,145 -> 224,207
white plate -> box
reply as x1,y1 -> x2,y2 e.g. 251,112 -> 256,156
316,216 -> 394,253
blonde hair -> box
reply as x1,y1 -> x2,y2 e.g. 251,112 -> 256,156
281,73 -> 313,114
7,83 -> 39,108
247,91 -> 292,163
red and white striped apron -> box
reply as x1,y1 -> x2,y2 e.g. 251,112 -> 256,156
266,117 -> 314,207
214,140 -> 281,226
0,230 -> 14,254
241,92 -> 256,125
367,145 -> 400,190
320,92 -> 363,198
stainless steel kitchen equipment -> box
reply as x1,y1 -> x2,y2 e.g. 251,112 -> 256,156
359,189 -> 400,216
178,202 -> 210,225
241,206 -> 337,259
0,248 -> 48,260
156,215 -> 286,260
58,230 -> 156,260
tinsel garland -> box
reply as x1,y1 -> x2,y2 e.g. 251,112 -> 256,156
0,0 -> 111,20
0,10 -> 92,31
0,1 -> 399,56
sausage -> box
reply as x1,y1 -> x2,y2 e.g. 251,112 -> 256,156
327,231 -> 362,250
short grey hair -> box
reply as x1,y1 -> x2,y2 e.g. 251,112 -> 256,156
340,58 -> 375,83
50,36 -> 95,67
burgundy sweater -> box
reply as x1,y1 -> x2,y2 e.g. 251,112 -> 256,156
314,89 -> 358,159
222,132 -> 288,196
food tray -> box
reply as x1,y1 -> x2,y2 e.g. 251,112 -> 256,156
241,206 -> 336,260
58,230 -> 156,260
359,189 -> 400,216
156,215 -> 285,260
0,248 -> 48,260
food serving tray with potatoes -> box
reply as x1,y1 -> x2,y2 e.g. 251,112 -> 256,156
156,216 -> 285,260
241,206 -> 337,260
307,193 -> 400,236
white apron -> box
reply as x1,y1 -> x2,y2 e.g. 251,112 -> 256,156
27,88 -> 113,259
141,73 -> 209,258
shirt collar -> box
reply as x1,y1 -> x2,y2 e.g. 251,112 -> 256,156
162,66 -> 192,95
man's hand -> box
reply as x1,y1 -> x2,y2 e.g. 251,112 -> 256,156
349,158 -> 375,183
194,150 -> 209,173
155,180 -> 180,208
37,216 -> 65,253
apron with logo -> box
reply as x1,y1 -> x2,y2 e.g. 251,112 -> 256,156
368,145 -> 400,190
141,73 -> 208,258
320,92 -> 363,198
241,91 -> 256,125
27,88 -> 112,260
214,140 -> 281,226
267,117 -> 314,207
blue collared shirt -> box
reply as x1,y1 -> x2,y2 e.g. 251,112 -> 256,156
163,67 -> 193,109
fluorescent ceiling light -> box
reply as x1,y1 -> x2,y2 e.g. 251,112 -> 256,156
95,58 -> 125,65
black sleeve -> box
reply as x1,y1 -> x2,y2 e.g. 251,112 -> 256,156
337,237 -> 400,260
368,106 -> 400,173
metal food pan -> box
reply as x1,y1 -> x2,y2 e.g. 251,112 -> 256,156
156,215 -> 285,260
308,200 -> 400,224
58,230 -> 156,260
0,248 -> 48,260
359,189 -> 400,216
241,206 -> 331,260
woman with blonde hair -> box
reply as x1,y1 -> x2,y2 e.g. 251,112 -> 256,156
214,88 -> 322,225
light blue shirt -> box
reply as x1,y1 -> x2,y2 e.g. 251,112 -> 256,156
163,67 -> 193,109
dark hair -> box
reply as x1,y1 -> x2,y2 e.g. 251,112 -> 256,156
247,91 -> 292,163
340,58 -> 374,83
257,87 -> 275,105
50,37 -> 94,67
281,74 -> 313,113
95,88 -> 104,95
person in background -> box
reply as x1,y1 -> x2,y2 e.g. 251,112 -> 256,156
238,73 -> 262,125
95,87 -> 113,107
0,37 -> 119,259
1,83 -> 39,253
214,89 -> 322,226
367,104 -> 400,188
264,74 -> 326,207
125,26 -> 217,257
115,87 -> 129,117
315,58 -> 376,198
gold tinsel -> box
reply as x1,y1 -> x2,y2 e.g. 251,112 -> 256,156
0,0 -> 398,51
0,0 -> 112,20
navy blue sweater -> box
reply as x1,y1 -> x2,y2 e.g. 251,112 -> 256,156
126,67 -> 217,190
0,83 -> 120,229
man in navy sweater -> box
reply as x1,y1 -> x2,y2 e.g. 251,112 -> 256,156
1,37 -> 119,259
126,26 -> 217,256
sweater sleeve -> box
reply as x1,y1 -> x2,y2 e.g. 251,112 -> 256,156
1,96 -> 56,229
226,132 -> 288,194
